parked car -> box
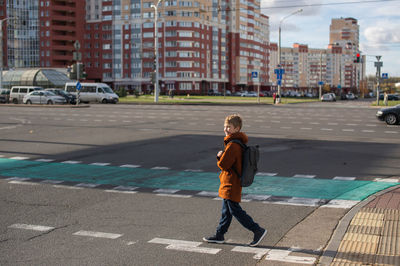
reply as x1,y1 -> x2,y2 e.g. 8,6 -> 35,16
240,91 -> 249,97
233,91 -> 242,96
321,93 -> 336,102
10,86 -> 44,104
23,90 -> 66,105
45,88 -> 76,104
346,93 -> 356,100
247,91 -> 258,97
0,89 -> 10,103
376,104 -> 400,125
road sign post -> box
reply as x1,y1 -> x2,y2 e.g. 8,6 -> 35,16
76,81 -> 81,106
251,71 -> 260,103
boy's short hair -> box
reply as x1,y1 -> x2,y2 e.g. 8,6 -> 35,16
225,114 -> 242,129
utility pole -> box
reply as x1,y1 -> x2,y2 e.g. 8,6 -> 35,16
375,56 -> 382,105
319,52 -> 322,100
151,0 -> 162,103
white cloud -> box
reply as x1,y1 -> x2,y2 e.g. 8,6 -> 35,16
364,26 -> 399,44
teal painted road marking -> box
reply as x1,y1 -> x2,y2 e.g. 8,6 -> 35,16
0,158 -> 398,201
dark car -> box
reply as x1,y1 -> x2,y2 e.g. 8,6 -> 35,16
45,88 -> 76,104
376,104 -> 400,125
379,94 -> 400,101
0,89 -> 10,103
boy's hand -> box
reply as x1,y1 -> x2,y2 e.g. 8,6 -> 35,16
217,150 -> 223,157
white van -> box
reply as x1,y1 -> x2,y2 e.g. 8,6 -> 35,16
64,82 -> 119,104
10,86 -> 44,104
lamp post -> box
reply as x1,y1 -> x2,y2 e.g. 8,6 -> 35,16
0,17 -> 13,90
151,0 -> 162,103
277,9 -> 302,103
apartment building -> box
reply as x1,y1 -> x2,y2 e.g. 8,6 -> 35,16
0,1 -> 85,69
269,17 -> 364,94
226,0 -> 269,92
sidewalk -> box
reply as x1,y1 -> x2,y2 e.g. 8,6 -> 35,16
321,185 -> 400,265
257,185 -> 400,266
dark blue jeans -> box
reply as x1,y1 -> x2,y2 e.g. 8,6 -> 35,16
216,199 -> 261,236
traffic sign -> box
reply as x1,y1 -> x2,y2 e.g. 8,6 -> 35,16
76,82 -> 82,91
251,71 -> 258,79
318,81 -> 324,86
382,73 -> 388,79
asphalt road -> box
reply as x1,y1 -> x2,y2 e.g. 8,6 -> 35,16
0,101 -> 399,265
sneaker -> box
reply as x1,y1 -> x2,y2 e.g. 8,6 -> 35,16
203,234 -> 224,244
249,228 -> 267,247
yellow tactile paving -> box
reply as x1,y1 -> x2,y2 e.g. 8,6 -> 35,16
331,207 -> 400,265
347,224 -> 382,235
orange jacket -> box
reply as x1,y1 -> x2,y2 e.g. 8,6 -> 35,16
217,132 -> 248,202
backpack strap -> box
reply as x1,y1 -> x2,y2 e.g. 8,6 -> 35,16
227,139 -> 245,178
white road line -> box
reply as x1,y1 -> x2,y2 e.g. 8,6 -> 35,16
105,190 -> 137,194
9,223 -> 55,232
242,194 -> 271,201
273,197 -> 322,207
184,169 -> 203,172
53,185 -> 83,190
384,131 -> 398,134
346,123 -> 358,126
61,161 -> 81,164
320,128 -> 333,131
256,172 -> 277,176
149,238 -> 221,254
342,129 -> 355,132
366,124 -> 377,127
10,156 -> 29,160
333,176 -> 356,181
293,174 -> 316,179
328,123 -> 338,125
75,183 -> 100,188
197,191 -> 219,197
153,188 -> 179,194
373,178 -> 400,183
232,246 -> 271,259
90,162 -> 111,166
321,199 -> 359,209
310,122 -> 320,125
120,164 -> 141,168
280,127 -> 292,129
361,130 -> 375,133
8,180 -> 38,185
35,159 -> 55,162
6,177 -> 30,181
156,194 -> 192,198
151,166 -> 170,170
300,128 -> 312,130
41,180 -> 64,184
265,249 -> 315,264
113,185 -> 138,191
73,230 -> 122,239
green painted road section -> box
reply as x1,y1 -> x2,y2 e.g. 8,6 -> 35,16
0,158 -> 398,201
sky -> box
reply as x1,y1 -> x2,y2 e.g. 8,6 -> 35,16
260,0 -> 400,77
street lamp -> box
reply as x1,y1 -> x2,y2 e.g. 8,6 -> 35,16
151,0 -> 162,103
277,9 -> 302,103
0,17 -> 13,90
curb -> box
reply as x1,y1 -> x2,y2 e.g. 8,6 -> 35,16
318,184 -> 400,265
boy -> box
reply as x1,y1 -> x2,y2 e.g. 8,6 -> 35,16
203,114 -> 266,247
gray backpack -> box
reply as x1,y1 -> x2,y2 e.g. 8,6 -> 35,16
229,140 -> 259,187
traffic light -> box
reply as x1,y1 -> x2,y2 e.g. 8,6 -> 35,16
354,53 -> 361,63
